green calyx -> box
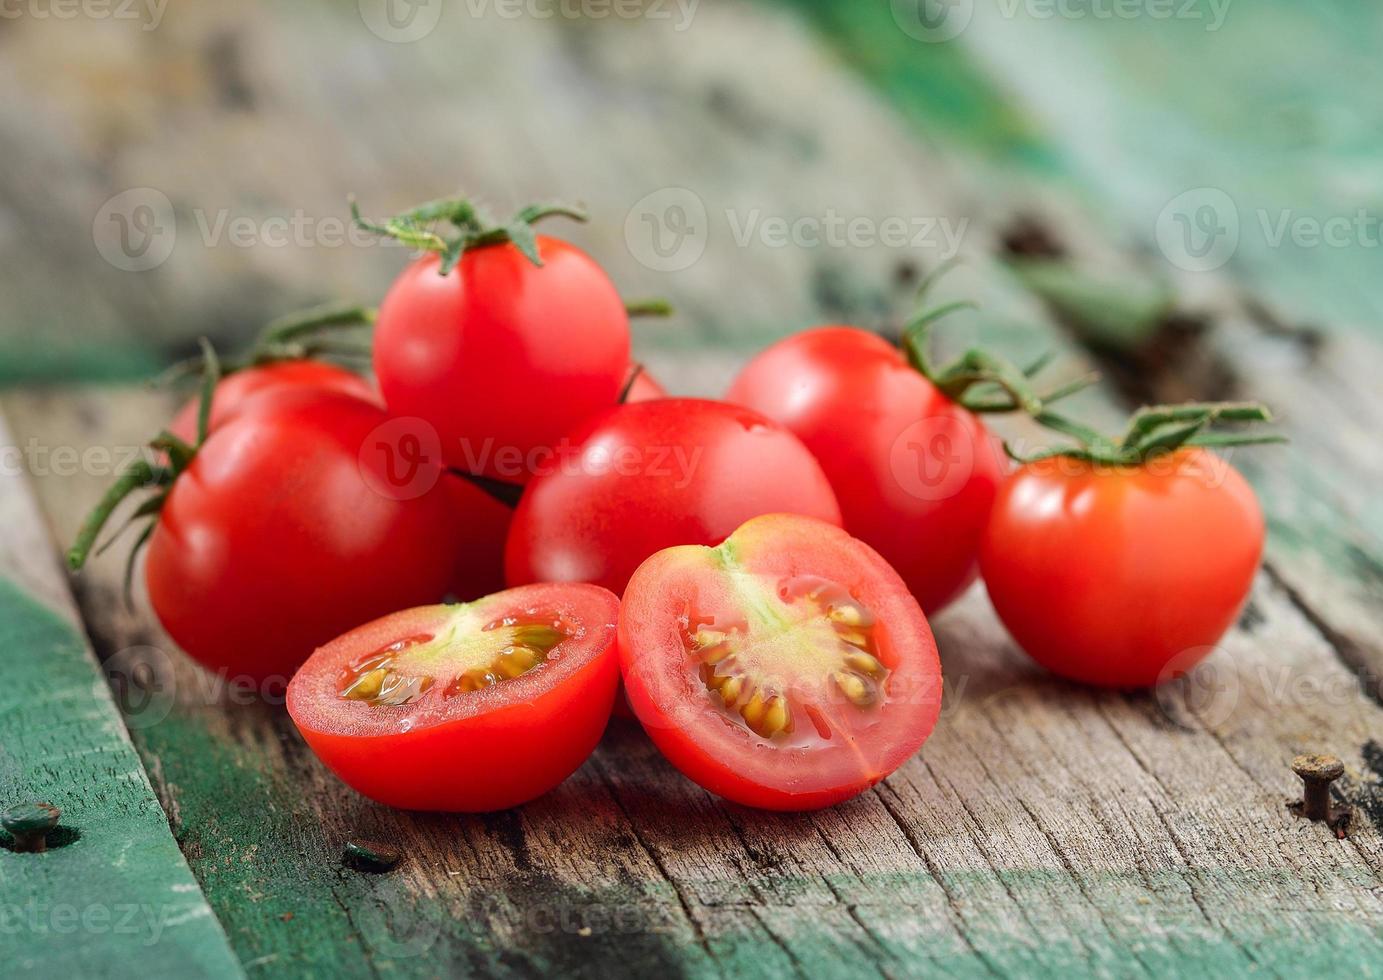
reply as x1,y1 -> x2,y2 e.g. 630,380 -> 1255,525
1009,401 -> 1287,466
899,260 -> 1098,417
154,302 -> 377,389
351,194 -> 587,274
67,339 -> 226,601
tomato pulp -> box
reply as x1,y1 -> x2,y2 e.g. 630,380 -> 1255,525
505,398 -> 843,595
980,448 -> 1264,687
620,514 -> 942,810
288,583 -> 620,811
373,239 -> 630,481
728,326 -> 1006,614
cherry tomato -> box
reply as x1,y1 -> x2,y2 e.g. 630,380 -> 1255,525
505,398 -> 842,595
980,448 -> 1264,687
373,240 -> 630,481
287,583 -> 619,811
168,359 -> 376,443
620,513 -> 942,810
147,387 -> 502,684
727,327 -> 1006,615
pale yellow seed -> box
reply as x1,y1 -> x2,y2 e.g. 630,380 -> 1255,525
718,674 -> 744,705
834,671 -> 875,707
835,629 -> 870,649
494,645 -> 539,679
695,629 -> 728,649
342,667 -> 387,701
739,689 -> 768,730
845,651 -> 884,677
827,604 -> 866,627
759,696 -> 792,737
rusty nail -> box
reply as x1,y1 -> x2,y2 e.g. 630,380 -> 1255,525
2,802 -> 61,853
1288,754 -> 1351,837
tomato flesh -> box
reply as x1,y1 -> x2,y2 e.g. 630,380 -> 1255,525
620,514 -> 942,810
980,448 -> 1264,687
288,583 -> 620,811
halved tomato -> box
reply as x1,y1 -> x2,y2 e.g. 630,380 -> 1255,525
287,583 -> 619,812
619,514 -> 942,810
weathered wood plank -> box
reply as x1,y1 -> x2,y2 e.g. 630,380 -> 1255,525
0,411 -> 244,978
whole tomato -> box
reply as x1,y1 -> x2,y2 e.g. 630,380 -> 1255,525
372,238 -> 629,481
728,326 -> 1008,614
980,404 -> 1277,687
73,387 -> 507,685
505,398 -> 842,595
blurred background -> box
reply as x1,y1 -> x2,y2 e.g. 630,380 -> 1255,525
4,0 -> 1381,390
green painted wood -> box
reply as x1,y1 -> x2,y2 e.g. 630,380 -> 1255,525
0,579 -> 244,976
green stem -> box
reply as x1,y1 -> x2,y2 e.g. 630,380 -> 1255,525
625,299 -> 674,318
259,303 -> 377,346
67,460 -> 165,571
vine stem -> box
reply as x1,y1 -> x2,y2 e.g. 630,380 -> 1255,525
67,460 -> 165,570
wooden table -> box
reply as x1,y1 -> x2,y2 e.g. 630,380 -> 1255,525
2,2 -> 1381,976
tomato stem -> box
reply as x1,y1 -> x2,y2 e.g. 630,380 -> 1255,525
1009,401 -> 1286,465
67,459 -> 168,571
350,194 -> 588,273
624,299 -> 674,318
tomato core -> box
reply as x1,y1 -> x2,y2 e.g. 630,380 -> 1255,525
687,572 -> 889,743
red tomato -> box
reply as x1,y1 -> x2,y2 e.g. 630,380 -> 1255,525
727,327 -> 1006,614
373,239 -> 630,481
980,448 -> 1264,687
147,387 -> 504,684
505,398 -> 843,595
287,583 -> 619,811
620,513 -> 942,810
168,360 -> 376,443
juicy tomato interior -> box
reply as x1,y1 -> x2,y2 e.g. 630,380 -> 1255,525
619,514 -> 942,810
287,583 -> 620,812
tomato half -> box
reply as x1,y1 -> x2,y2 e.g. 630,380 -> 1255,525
373,239 -> 630,481
168,359 -> 376,443
287,583 -> 619,811
620,514 -> 942,810
505,398 -> 843,595
147,387 -> 504,684
980,448 -> 1264,687
727,326 -> 1006,614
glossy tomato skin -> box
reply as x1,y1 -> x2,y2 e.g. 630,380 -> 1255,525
505,399 -> 843,595
980,448 -> 1264,687
727,327 -> 1006,614
168,360 -> 376,443
147,387 -> 493,684
287,584 -> 620,812
620,514 -> 942,810
373,240 -> 630,481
